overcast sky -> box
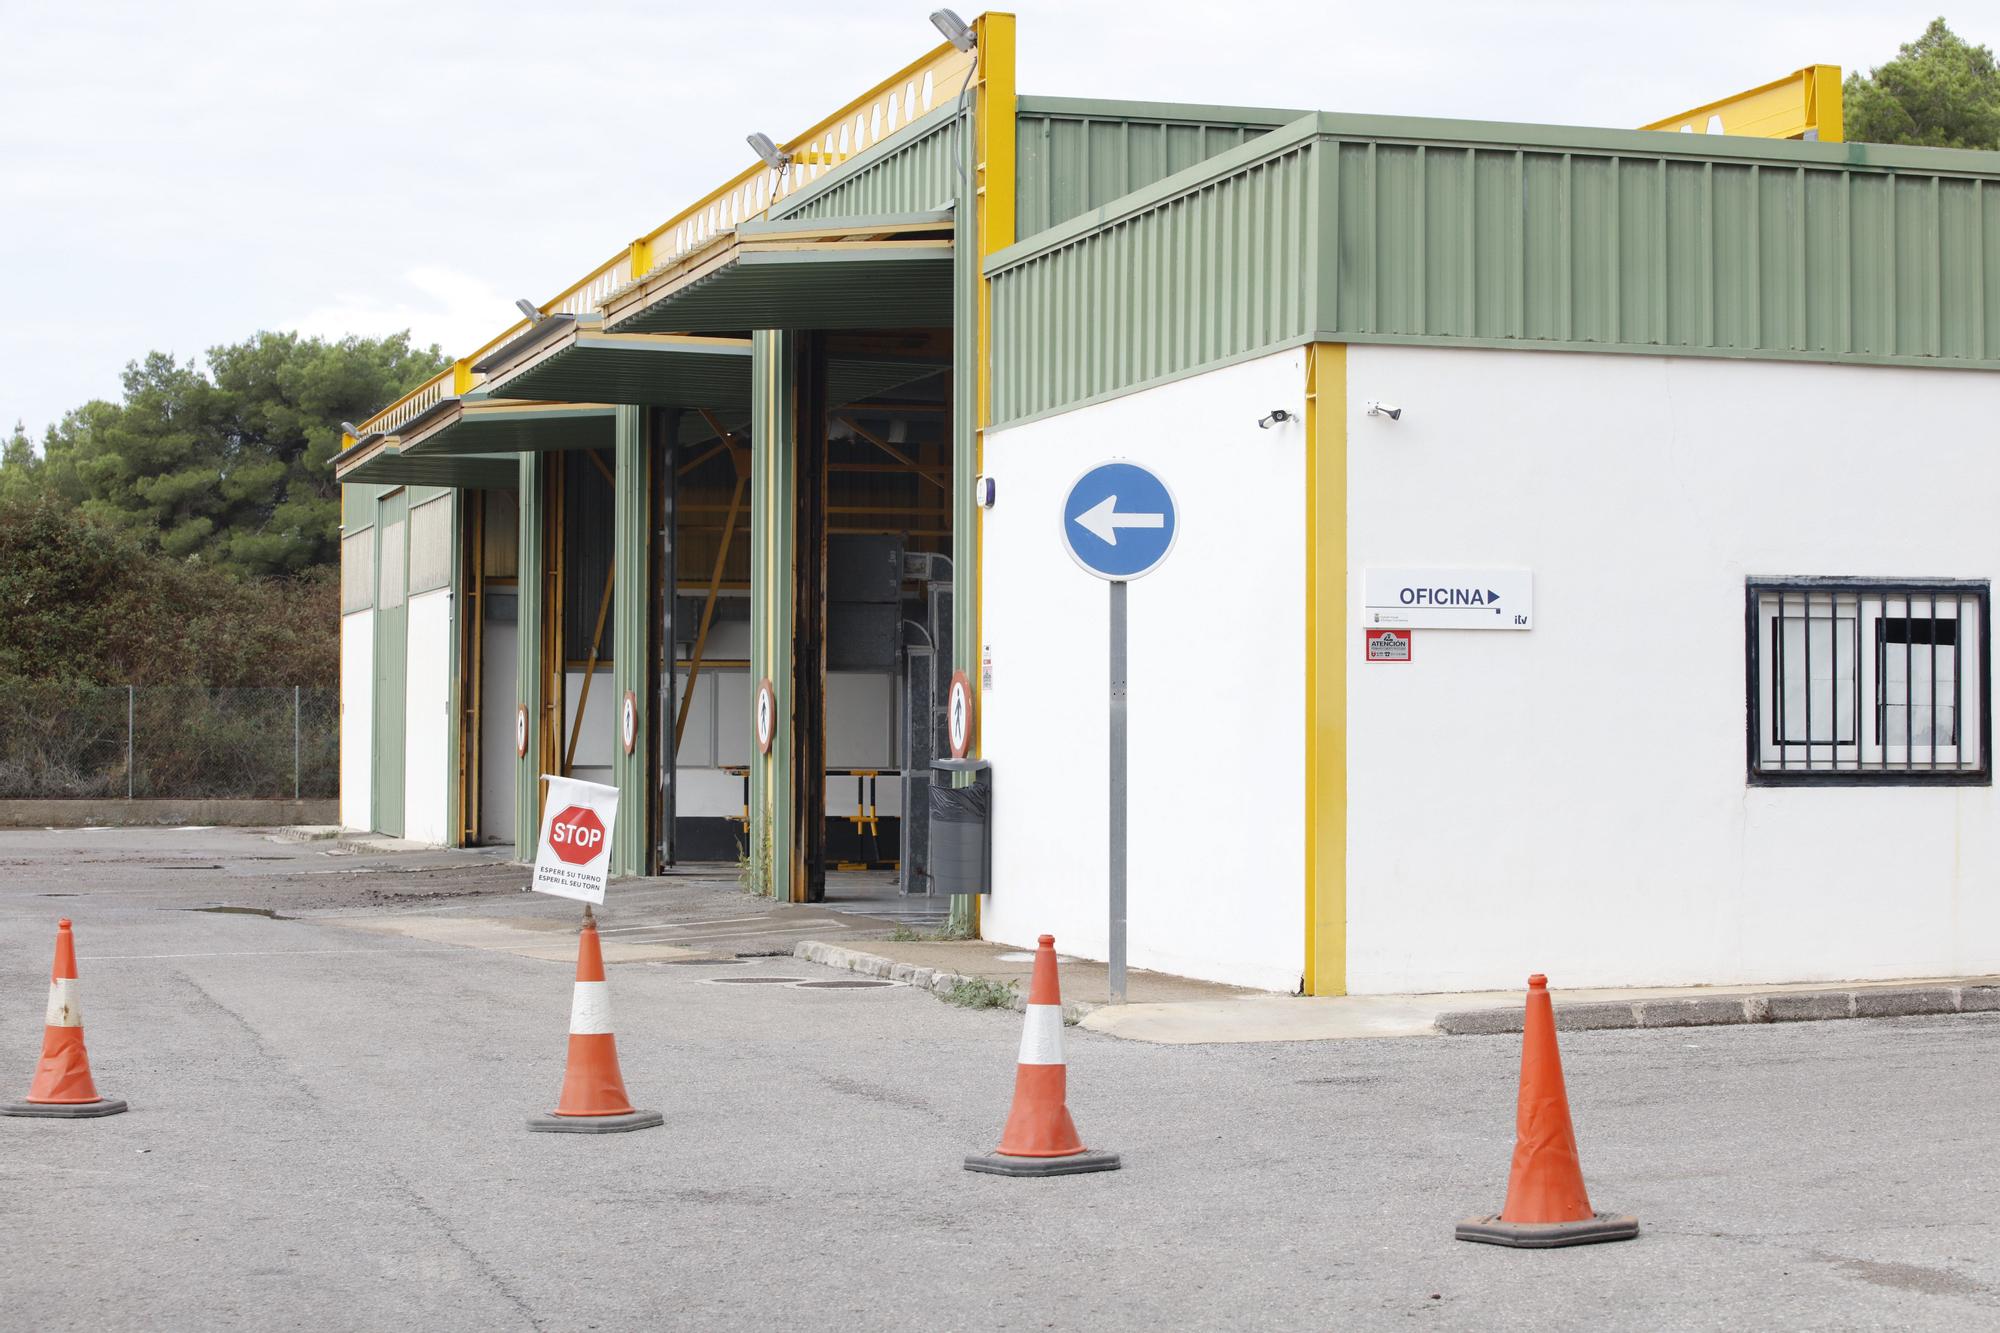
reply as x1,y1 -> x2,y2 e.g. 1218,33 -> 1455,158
0,0 -> 1965,438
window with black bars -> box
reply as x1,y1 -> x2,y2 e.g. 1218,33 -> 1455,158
1747,580 -> 1990,785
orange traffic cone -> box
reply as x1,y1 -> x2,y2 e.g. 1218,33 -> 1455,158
526,919 -> 661,1134
1456,974 -> 1636,1246
3,919 -> 127,1119
964,934 -> 1120,1176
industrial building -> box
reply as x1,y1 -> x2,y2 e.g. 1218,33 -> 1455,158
335,15 -> 2000,994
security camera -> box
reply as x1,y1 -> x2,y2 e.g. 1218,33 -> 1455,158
1366,402 -> 1402,421
1257,408 -> 1294,429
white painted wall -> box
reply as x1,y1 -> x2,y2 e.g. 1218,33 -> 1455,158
479,615 -> 517,846
982,349 -> 1308,992
564,669 -> 618,791
403,589 -> 453,845
1346,345 -> 2000,993
339,611 -> 373,831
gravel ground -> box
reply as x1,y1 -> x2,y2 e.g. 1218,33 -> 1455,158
2,827 -> 1996,1331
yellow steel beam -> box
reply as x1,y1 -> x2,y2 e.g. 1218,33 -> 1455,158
1643,64 -> 1843,142
971,9 -> 1015,754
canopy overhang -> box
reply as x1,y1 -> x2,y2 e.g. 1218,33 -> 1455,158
336,439 -> 519,489
470,317 -> 945,424
477,322 -> 756,415
603,211 -> 955,335
397,401 -> 619,457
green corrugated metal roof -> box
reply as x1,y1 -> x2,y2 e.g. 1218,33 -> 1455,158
1015,96 -> 1297,240
399,404 -> 617,456
609,248 -> 954,334
341,447 -> 519,489
487,334 -> 754,411
988,110 -> 2000,426
772,103 -> 962,224
472,326 -> 936,418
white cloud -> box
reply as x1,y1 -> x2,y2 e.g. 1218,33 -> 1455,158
286,267 -> 515,362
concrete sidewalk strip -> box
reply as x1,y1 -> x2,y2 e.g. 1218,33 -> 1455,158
792,941 -> 1097,1023
1436,981 -> 2000,1035
799,938 -> 2000,1044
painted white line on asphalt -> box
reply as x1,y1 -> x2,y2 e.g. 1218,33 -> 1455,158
639,920 -> 851,939
598,915 -> 775,933
78,947 -> 477,960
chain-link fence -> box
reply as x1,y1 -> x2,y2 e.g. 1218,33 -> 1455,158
0,684 -> 338,800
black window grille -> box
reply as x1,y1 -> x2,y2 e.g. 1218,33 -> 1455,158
1747,580 -> 1990,785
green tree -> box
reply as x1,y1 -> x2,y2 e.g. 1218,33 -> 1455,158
38,331 -> 446,577
1844,18 -> 2000,150
0,492 -> 336,687
0,422 -> 44,505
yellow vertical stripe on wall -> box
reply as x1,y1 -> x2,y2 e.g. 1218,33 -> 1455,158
1303,343 -> 1347,996
972,8 -> 1016,757
968,11 -> 1016,939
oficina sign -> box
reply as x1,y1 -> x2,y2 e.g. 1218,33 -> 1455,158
1362,568 -> 1533,630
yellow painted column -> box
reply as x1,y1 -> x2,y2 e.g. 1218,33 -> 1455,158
970,8 -> 1016,749
949,10 -> 1015,937
1303,343 -> 1347,996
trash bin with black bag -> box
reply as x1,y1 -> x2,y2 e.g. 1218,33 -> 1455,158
928,758 -> 991,896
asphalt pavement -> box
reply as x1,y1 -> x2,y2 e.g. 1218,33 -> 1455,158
2,827 -> 1998,1331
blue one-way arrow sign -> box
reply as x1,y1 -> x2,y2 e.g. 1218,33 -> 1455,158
1062,461 -> 1178,581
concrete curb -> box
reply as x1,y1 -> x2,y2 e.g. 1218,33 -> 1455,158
791,941 -> 1094,1024
1437,983 -> 2000,1035
0,798 -> 338,828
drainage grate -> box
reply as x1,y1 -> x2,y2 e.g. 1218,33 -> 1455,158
652,957 -> 748,967
703,976 -> 808,986
792,979 -> 898,990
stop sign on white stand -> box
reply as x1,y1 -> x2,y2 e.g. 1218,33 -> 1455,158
531,774 -> 620,905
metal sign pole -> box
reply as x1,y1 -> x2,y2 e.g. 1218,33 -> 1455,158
1109,579 -> 1128,1004
1063,460 -> 1174,1008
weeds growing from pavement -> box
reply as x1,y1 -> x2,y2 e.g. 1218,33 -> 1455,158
887,922 -> 978,943
945,977 -> 1019,1010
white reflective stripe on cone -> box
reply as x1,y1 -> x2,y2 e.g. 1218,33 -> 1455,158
44,977 -> 80,1028
1016,1003 -> 1065,1066
569,980 -> 613,1035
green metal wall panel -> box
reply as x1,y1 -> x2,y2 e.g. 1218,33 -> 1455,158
514,455 -> 545,860
988,113 -> 2000,426
990,130 -> 1318,424
1014,96 -> 1295,238
775,94 -> 1295,243
610,405 -> 649,877
772,105 -> 961,224
444,484 -> 467,848
747,331 -> 791,899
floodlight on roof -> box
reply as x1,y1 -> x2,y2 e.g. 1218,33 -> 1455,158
929,8 -> 975,51
340,421 -> 363,437
515,298 -> 544,324
747,132 -> 790,171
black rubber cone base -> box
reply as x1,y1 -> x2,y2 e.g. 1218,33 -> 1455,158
1,1096 -> 128,1119
964,1149 -> 1121,1177
1455,1212 -> 1639,1248
527,1108 -> 664,1134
